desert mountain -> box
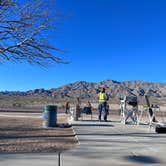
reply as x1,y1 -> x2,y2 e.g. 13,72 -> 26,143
1,80 -> 166,101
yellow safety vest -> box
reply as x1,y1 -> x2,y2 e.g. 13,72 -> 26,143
98,92 -> 108,103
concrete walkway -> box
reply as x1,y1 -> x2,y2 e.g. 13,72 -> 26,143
62,120 -> 166,166
0,120 -> 166,166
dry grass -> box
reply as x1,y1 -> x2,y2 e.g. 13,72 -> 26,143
0,112 -> 78,154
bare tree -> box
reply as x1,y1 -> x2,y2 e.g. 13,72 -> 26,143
0,0 -> 67,66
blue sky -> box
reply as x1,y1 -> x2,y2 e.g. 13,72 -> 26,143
1,0 -> 166,91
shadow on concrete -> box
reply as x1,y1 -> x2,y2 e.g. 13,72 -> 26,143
78,138 -> 166,145
72,123 -> 114,127
77,132 -> 166,138
79,119 -> 99,122
124,155 -> 161,164
80,119 -> 118,123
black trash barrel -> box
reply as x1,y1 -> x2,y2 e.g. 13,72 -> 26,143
42,105 -> 57,128
155,125 -> 166,133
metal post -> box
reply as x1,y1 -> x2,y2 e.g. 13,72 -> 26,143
74,97 -> 81,121
58,152 -> 61,166
52,93 -> 55,105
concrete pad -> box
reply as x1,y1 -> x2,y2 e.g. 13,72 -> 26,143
0,154 -> 59,166
0,119 -> 166,166
62,120 -> 166,166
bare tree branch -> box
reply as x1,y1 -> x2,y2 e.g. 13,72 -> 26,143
0,0 -> 68,66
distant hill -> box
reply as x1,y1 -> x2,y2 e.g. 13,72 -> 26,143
1,80 -> 166,102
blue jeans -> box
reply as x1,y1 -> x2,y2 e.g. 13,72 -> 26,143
98,102 -> 108,121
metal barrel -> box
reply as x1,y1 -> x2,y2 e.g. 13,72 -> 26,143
42,105 -> 57,128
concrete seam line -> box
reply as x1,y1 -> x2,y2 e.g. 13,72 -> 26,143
71,126 -> 80,146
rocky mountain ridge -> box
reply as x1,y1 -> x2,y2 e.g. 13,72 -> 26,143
1,80 -> 166,101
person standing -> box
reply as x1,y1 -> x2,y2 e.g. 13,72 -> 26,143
98,87 -> 109,122
65,100 -> 70,114
87,101 -> 92,108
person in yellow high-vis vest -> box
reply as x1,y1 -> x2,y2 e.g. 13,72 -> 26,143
98,87 -> 109,122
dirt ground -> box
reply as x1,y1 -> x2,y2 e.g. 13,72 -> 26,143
0,106 -> 165,154
0,111 -> 78,154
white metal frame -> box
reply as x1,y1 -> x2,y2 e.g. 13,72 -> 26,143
138,105 -> 164,128
120,96 -> 138,125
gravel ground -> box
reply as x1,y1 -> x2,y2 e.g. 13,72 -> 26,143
0,114 -> 78,154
